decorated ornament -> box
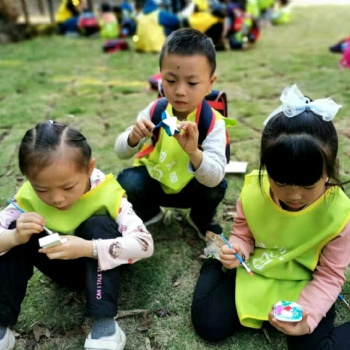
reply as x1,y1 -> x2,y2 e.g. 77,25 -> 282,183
154,111 -> 180,137
273,300 -> 303,322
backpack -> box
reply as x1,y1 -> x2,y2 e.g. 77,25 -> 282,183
339,43 -> 350,70
102,39 -> 129,53
151,87 -> 234,163
78,11 -> 100,36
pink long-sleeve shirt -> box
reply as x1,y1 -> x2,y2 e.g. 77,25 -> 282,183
0,169 -> 154,271
230,194 -> 350,333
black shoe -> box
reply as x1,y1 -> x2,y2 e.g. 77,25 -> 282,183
205,220 -> 223,235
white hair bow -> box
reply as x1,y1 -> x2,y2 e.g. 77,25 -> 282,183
263,84 -> 342,126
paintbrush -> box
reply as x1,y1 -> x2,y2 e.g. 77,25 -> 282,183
338,293 -> 350,310
219,233 -> 254,276
7,200 -> 54,235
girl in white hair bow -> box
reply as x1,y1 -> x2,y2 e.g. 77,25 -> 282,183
191,84 -> 350,350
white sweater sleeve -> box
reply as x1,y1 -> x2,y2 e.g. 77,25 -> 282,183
114,102 -> 154,159
189,118 -> 227,187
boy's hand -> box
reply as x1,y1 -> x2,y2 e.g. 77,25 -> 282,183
174,121 -> 199,154
39,235 -> 92,260
128,118 -> 154,147
220,244 -> 244,270
268,307 -> 310,336
15,212 -> 46,244
174,121 -> 203,169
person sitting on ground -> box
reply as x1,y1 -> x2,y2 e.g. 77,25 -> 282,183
271,0 -> 292,25
0,121 -> 153,350
56,0 -> 87,35
191,84 -> 350,350
188,0 -> 226,50
115,27 -> 227,239
133,0 -> 195,52
98,2 -> 119,39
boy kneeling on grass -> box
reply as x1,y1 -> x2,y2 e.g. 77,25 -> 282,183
115,27 -> 228,239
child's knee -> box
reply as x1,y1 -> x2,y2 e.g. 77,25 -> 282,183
117,167 -> 147,192
78,216 -> 119,239
191,306 -> 228,342
199,179 -> 228,202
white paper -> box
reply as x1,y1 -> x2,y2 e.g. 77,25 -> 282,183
39,233 -> 67,248
225,161 -> 248,174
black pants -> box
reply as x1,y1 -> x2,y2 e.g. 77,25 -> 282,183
117,166 -> 227,235
0,216 -> 122,327
191,259 -> 350,349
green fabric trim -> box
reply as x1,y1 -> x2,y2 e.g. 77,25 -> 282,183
17,174 -> 124,234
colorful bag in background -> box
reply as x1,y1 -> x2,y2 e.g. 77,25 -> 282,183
78,11 -> 100,36
339,43 -> 350,69
329,36 -> 350,69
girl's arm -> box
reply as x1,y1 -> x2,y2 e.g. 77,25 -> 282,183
0,203 -> 23,253
297,222 -> 350,333
0,202 -> 45,253
228,198 -> 255,259
95,197 -> 154,271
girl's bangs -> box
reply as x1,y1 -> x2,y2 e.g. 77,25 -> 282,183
263,140 -> 324,186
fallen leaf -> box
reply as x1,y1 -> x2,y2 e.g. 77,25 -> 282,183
173,281 -> 181,287
156,307 -> 170,318
32,325 -> 50,342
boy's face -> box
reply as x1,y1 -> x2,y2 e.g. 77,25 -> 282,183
160,53 -> 216,120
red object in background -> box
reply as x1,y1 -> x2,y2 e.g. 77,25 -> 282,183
102,39 -> 130,53
339,43 -> 350,69
148,72 -> 162,91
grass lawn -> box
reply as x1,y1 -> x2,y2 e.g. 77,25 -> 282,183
1,5 -> 350,349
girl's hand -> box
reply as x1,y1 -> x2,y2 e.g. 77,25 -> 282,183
39,235 -> 92,260
268,307 -> 310,336
15,212 -> 46,244
220,244 -> 243,270
128,118 -> 154,146
174,121 -> 199,155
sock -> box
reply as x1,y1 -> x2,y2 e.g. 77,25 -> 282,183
91,317 -> 116,339
0,326 -> 6,339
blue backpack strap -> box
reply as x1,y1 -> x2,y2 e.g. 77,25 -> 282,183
150,97 -> 168,145
196,99 -> 216,149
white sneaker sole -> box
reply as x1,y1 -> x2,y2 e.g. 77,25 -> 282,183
0,329 -> 15,350
84,322 -> 126,350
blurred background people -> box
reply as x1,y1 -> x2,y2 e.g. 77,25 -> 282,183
56,0 -> 87,35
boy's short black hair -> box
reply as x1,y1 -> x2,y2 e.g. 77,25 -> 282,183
159,28 -> 216,76
101,3 -> 112,12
